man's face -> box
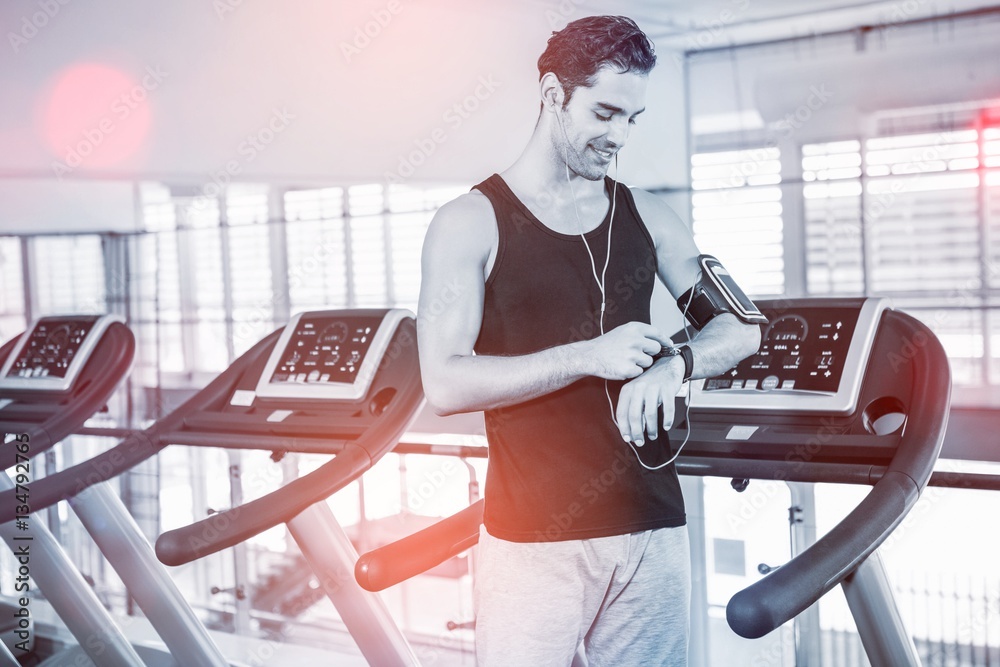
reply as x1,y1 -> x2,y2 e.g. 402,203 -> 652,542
553,66 -> 648,181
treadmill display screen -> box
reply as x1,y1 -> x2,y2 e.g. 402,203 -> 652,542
5,316 -> 100,380
267,315 -> 384,387
703,307 -> 860,393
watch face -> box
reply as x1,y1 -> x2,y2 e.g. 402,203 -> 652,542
654,345 -> 681,361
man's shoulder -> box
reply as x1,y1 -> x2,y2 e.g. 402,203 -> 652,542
625,184 -> 665,210
431,190 -> 496,232
626,186 -> 686,230
439,188 -> 494,218
425,190 -> 498,255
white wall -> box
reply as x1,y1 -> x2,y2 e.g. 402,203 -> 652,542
0,179 -> 137,233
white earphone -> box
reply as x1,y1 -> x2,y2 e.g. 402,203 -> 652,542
555,99 -> 695,472
553,102 -> 616,326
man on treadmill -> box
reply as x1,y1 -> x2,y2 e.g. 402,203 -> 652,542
417,15 -> 761,666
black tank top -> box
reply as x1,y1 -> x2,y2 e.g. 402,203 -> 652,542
473,173 -> 686,542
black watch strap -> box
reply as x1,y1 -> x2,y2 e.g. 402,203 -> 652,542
677,344 -> 694,382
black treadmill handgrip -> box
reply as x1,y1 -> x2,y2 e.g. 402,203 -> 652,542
155,340 -> 425,566
726,311 -> 951,638
356,499 -> 486,592
0,431 -> 163,524
727,473 -> 914,637
156,445 -> 372,566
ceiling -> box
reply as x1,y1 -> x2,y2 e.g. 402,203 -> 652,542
524,0 -> 1000,48
1,0 -> 997,187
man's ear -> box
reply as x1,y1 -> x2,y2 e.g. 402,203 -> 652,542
539,72 -> 565,111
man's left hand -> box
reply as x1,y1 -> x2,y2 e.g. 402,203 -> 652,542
615,355 -> 684,446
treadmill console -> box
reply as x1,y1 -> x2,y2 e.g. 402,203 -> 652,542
255,309 -> 412,401
0,315 -> 124,392
691,298 -> 889,414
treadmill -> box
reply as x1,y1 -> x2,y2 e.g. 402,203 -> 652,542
1,309 -> 426,666
0,314 -> 240,666
353,297 -> 951,666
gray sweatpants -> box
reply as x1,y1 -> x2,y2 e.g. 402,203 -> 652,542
474,524 -> 691,666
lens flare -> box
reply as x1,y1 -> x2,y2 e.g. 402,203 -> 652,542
40,62 -> 153,170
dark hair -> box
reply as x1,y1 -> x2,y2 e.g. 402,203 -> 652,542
537,15 -> 656,108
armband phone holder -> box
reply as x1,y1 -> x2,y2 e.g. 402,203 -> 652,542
678,255 -> 768,330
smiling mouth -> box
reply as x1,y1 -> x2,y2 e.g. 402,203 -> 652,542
591,146 -> 614,161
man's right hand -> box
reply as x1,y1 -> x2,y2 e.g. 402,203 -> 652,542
580,322 -> 673,380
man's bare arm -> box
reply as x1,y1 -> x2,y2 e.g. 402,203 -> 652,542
417,193 -> 672,416
631,187 -> 762,371
616,189 -> 762,443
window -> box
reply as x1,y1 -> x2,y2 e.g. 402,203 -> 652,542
225,186 -> 274,357
286,183 -> 466,312
801,124 -> 999,390
134,186 -> 183,378
285,188 -> 349,311
0,238 -> 25,340
986,126 -> 1000,386
690,147 -> 785,296
864,130 -> 980,294
346,184 -> 391,308
387,184 -> 466,312
348,213 -> 389,307
985,128 -> 1000,290
803,140 -> 864,295
131,180 -> 466,381
387,213 -> 431,312
178,198 -> 227,372
32,235 -> 106,314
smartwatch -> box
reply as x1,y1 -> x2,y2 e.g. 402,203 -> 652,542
676,344 -> 694,382
654,344 -> 694,382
